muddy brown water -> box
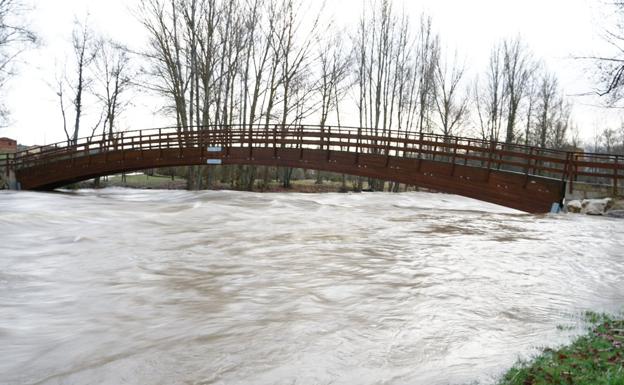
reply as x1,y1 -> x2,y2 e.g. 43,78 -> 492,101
1,189 -> 623,385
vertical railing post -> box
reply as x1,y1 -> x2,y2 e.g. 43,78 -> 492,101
485,141 -> 496,182
524,147 -> 534,188
384,131 -> 391,167
558,151 -> 571,199
299,124 -> 304,160
326,126 -> 332,161
199,128 -> 204,163
561,151 -> 571,183
273,124 -> 278,159
432,136 -> 438,161
158,128 -> 163,160
224,125 -> 230,157
121,132 -> 125,162
614,155 -> 619,197
568,153 -> 577,194
248,124 -> 253,159
178,129 -> 183,158
450,137 -> 459,176
402,130 -> 408,158
140,130 -> 144,160
355,127 -> 361,165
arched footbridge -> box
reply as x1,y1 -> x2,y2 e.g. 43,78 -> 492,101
2,124 -> 622,213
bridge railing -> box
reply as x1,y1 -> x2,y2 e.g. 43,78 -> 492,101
9,124 -> 624,194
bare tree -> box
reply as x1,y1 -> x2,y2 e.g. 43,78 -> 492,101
139,0 -> 190,131
0,0 -> 36,124
314,28 -> 350,183
415,15 -> 439,135
551,99 -> 571,149
434,51 -> 468,137
352,2 -> 440,190
601,127 -> 618,153
475,43 -> 507,142
502,37 -> 533,144
316,31 -> 349,131
588,1 -> 624,103
93,39 -> 132,140
273,0 -> 320,188
523,75 -> 538,146
569,123 -> 582,149
57,18 -> 97,144
535,72 -> 558,148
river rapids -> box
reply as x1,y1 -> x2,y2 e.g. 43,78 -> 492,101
1,189 -> 623,385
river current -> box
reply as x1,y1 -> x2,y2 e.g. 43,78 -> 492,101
1,189 -> 623,385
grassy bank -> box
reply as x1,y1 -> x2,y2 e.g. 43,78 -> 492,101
498,312 -> 624,385
80,174 -> 375,193
94,174 -> 188,189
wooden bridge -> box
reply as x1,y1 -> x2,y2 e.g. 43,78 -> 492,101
2,124 -> 622,213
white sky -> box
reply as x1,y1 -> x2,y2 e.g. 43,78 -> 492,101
2,0 -> 621,145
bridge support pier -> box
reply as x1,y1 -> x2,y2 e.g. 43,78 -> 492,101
1,169 -> 19,190
8,169 -> 19,190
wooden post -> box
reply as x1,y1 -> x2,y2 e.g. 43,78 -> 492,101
158,128 -> 163,160
355,127 -> 361,165
523,147 -> 534,188
199,129 -> 204,163
485,141 -> 496,182
561,152 -> 571,183
384,132 -> 391,167
614,155 -> 619,197
273,124 -> 278,159
402,131 -> 408,158
121,132 -> 125,163
568,153 -> 577,194
178,130 -> 183,159
299,124 -> 304,160
326,126 -> 332,162
225,125 -> 230,157
450,137 -> 458,176
432,136 -> 438,161
248,124 -> 253,159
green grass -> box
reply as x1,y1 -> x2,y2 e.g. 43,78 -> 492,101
498,312 -> 624,385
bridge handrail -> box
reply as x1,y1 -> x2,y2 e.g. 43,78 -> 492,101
9,124 -> 624,189
13,123 -> 618,159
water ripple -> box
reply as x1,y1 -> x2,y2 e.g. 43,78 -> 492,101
0,189 -> 623,385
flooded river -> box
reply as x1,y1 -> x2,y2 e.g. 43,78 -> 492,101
1,189 -> 623,385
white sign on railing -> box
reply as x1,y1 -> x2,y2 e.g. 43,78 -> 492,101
207,146 -> 223,152
207,159 -> 222,165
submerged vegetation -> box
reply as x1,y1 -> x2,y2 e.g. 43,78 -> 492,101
498,312 -> 624,385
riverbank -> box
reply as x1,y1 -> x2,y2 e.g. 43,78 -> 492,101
77,174 -> 378,193
497,313 -> 624,385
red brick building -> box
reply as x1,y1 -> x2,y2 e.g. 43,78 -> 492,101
0,137 -> 17,154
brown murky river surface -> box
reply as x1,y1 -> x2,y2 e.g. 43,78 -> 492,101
1,189 -> 623,385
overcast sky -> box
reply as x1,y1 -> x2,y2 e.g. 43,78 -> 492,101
2,0 -> 621,145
